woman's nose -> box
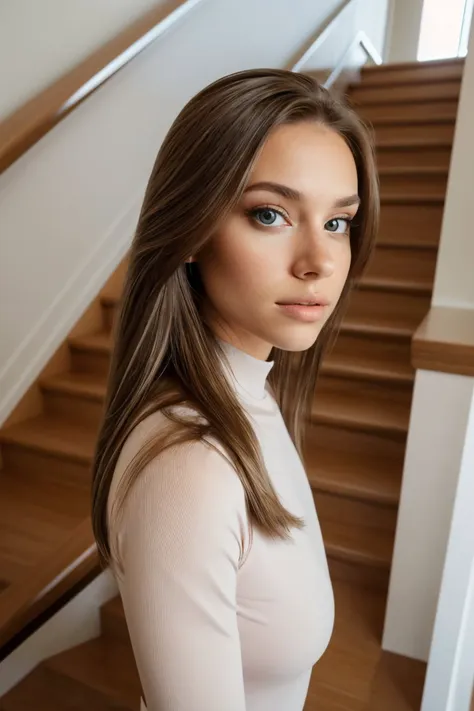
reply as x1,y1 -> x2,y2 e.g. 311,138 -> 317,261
293,232 -> 335,280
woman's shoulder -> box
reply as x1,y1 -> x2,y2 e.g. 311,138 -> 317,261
108,405 -> 246,523
107,406 -> 250,576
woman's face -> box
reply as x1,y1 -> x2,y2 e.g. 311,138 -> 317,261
195,121 -> 359,360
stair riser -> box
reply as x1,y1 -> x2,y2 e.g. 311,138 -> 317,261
377,146 -> 452,169
317,373 -> 412,413
380,171 -> 447,197
347,287 -> 432,333
314,489 -> 398,532
378,203 -> 443,247
361,63 -> 463,85
102,303 -> 116,333
328,557 -> 390,591
375,122 -> 454,143
101,608 -> 131,645
367,246 -> 438,286
359,100 -> 459,122
330,330 -> 413,380
70,347 -> 110,376
2,445 -> 91,483
351,81 -> 461,104
43,391 -> 104,428
306,421 -> 405,466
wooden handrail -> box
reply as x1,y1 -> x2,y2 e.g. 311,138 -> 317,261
0,518 -> 100,651
0,0 -> 205,175
412,306 -> 474,377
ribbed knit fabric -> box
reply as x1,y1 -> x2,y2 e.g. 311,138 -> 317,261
107,339 -> 334,711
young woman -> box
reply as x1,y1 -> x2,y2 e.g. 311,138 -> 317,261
91,68 -> 379,711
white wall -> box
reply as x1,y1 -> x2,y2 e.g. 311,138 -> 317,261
0,0 -> 172,119
385,0 -> 424,62
0,0 -> 390,424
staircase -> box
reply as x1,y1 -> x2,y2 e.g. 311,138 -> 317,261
0,57 -> 463,709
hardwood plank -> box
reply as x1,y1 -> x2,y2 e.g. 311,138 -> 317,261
69,332 -> 113,375
305,438 -> 402,505
0,664 -> 132,710
41,371 -> 106,426
0,416 -> 97,464
321,519 -> 395,569
323,336 -> 414,385
45,637 -> 141,708
358,99 -> 459,122
350,79 -> 461,104
0,470 -> 89,586
313,377 -> 411,439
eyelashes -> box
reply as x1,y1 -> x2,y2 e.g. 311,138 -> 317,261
245,205 -> 356,234
245,206 -> 289,228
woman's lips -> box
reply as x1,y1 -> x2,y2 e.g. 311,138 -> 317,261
276,303 -> 327,322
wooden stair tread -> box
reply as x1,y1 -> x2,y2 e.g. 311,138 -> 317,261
375,239 -> 437,251
312,387 -> 410,436
0,416 -> 97,463
0,470 -> 87,529
369,115 -> 455,125
362,57 -> 464,72
377,138 -> 452,148
322,344 -> 414,385
41,370 -> 107,400
341,314 -> 413,339
101,292 -> 121,307
380,193 -> 444,204
359,276 -> 432,295
45,636 -> 140,704
359,76 -> 462,89
321,519 -> 394,569
69,331 -> 113,353
305,440 -> 401,505
102,594 -> 125,620
377,165 -> 447,175
0,477 -> 83,585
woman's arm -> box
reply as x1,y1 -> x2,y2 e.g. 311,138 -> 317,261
112,436 -> 249,710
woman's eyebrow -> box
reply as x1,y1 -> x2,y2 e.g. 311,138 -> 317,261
244,181 -> 301,201
243,182 -> 360,209
333,194 -> 360,208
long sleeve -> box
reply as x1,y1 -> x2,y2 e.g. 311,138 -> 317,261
109,424 -> 249,711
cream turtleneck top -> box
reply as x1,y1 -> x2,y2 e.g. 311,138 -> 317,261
107,339 -> 334,711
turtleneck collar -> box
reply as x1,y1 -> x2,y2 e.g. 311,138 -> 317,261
217,338 -> 274,402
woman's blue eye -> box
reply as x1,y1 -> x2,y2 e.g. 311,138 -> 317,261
249,208 -> 287,227
325,217 -> 351,233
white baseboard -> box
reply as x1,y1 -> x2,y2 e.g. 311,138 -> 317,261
0,569 -> 118,696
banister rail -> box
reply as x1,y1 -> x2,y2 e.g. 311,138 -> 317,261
0,0 -> 206,175
0,518 -> 99,655
291,0 -> 382,82
412,306 -> 474,377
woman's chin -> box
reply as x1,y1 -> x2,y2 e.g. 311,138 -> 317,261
269,327 -> 322,353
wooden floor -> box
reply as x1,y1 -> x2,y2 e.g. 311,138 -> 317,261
305,580 -> 426,710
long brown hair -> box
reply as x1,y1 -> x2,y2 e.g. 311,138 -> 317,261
91,68 -> 379,570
